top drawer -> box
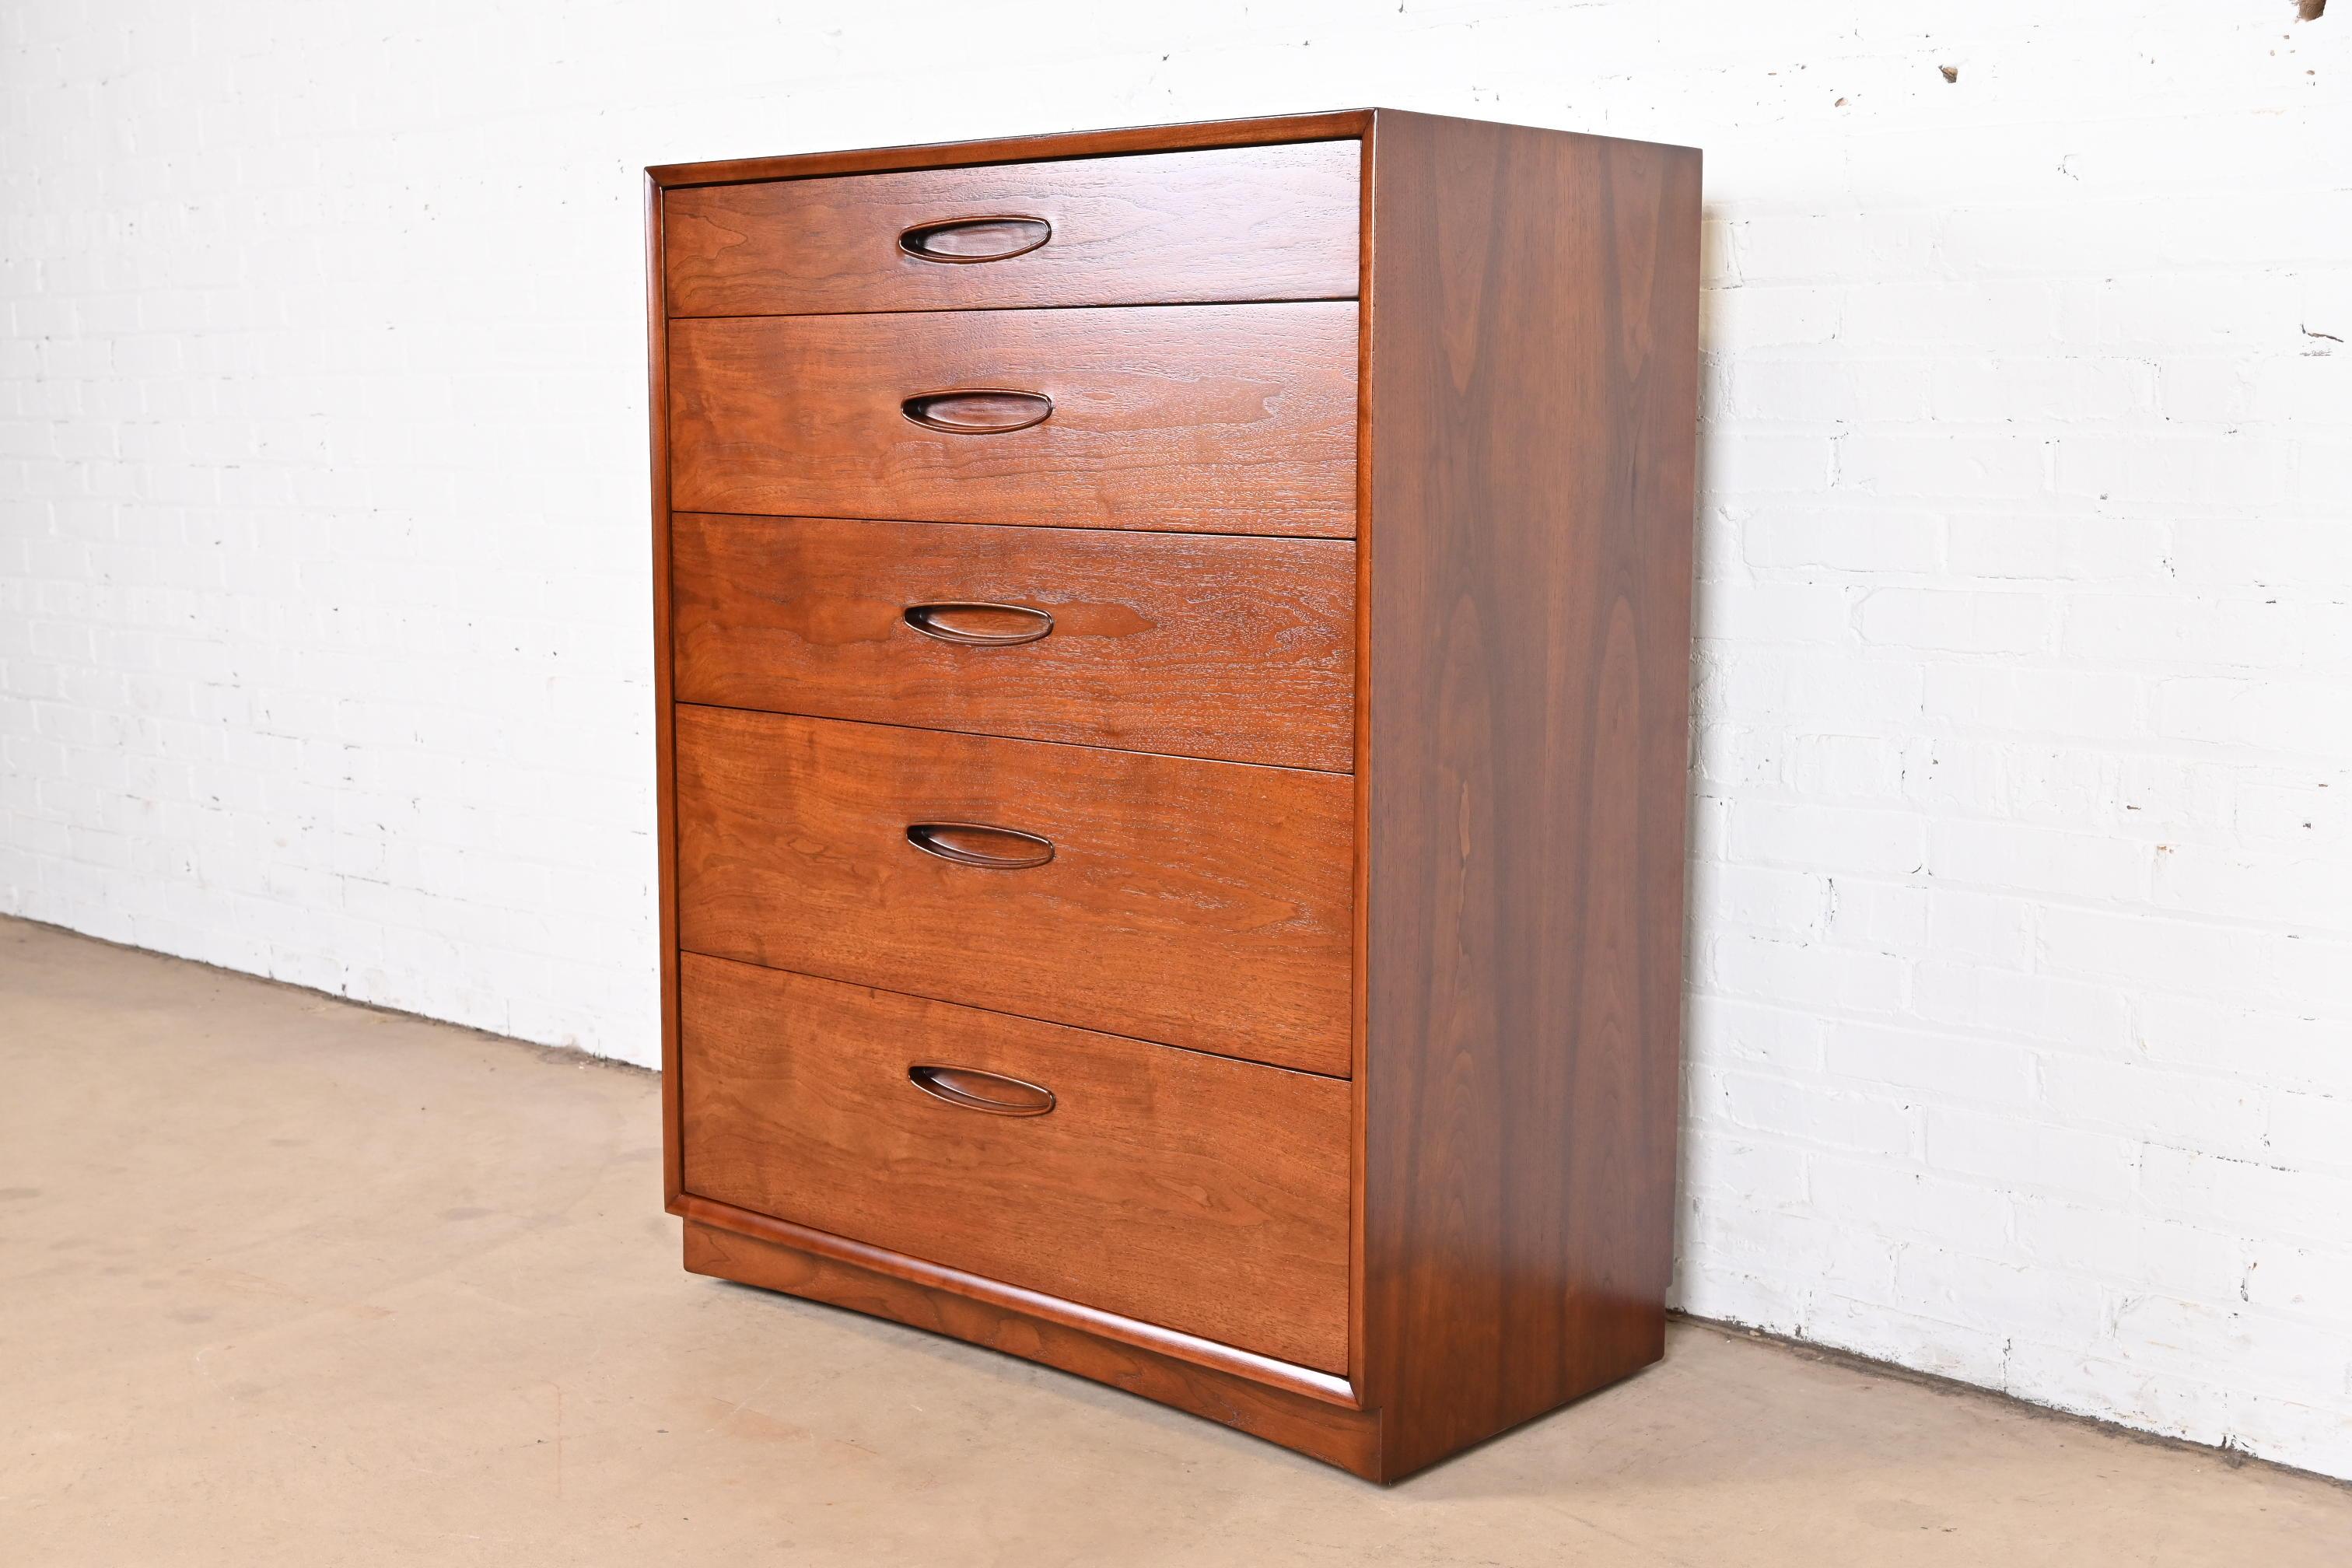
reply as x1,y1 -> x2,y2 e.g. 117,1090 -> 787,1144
663,141 -> 1360,317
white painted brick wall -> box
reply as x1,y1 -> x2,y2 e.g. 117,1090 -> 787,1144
4,0 -> 2347,1479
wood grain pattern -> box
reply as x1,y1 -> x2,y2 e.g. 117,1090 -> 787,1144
648,110 -> 1703,1482
667,303 -> 1358,536
671,705 -> 1355,1076
680,1195 -> 1354,1405
679,954 -> 1351,1371
1346,122 -> 1377,1404
649,109 -> 1374,189
665,141 -> 1359,317
670,513 -> 1356,771
682,1216 -> 1384,1476
1358,110 -> 1701,1479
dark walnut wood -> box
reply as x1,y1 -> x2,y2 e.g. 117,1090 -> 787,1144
670,513 -> 1356,771
670,705 -> 1355,1076
665,140 -> 1359,317
680,954 -> 1350,1371
646,110 -> 1700,1484
667,303 -> 1358,536
1358,112 -> 1701,1479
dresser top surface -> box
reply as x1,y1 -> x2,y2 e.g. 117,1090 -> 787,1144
646,109 -> 1371,189
645,108 -> 1697,189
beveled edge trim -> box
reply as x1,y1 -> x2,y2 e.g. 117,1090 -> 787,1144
674,1192 -> 1360,1408
647,109 -> 1374,189
1346,105 -> 1381,1414
646,172 -> 684,1211
684,1217 -> 1384,1479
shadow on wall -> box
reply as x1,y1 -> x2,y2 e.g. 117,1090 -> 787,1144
1670,198 -> 1728,1296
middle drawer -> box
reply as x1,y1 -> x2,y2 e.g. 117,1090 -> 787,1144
670,513 -> 1356,771
673,705 -> 1353,1076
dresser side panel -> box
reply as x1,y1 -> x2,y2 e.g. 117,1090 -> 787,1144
1360,110 -> 1701,1480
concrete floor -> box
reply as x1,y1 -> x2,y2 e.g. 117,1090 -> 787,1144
2,917 -> 2345,1566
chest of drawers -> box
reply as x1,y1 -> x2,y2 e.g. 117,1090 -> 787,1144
646,109 -> 1701,1482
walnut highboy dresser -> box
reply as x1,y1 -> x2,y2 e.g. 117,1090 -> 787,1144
646,109 -> 1700,1482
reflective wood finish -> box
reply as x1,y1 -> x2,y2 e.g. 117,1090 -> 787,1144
665,140 -> 1360,317
670,513 -> 1356,771
671,705 -> 1355,1076
649,110 -> 1700,1483
1358,112 -> 1701,1479
681,1218 -> 1381,1472
667,303 -> 1358,536
681,954 -> 1351,1371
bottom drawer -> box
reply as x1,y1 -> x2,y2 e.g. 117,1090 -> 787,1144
678,953 -> 1350,1374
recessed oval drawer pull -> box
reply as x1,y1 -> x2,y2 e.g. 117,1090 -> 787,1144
901,389 -> 1053,435
906,1063 -> 1057,1117
898,215 -> 1053,264
902,601 -> 1055,647
905,821 -> 1055,870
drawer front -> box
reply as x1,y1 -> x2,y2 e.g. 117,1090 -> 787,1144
673,705 -> 1353,1076
670,513 -> 1356,772
667,303 -> 1357,537
680,954 -> 1350,1372
664,140 -> 1360,317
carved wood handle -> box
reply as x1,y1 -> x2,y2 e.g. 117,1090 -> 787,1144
901,390 -> 1053,434
906,1064 -> 1056,1117
898,215 -> 1052,264
902,602 -> 1055,647
905,821 -> 1055,870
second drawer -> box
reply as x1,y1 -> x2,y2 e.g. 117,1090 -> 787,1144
666,303 -> 1358,536
670,513 -> 1356,771
673,705 -> 1354,1076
